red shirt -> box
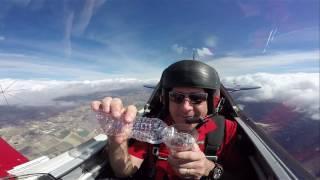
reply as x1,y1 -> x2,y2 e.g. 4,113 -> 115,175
128,117 -> 237,179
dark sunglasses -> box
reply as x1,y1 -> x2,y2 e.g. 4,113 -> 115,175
169,91 -> 208,104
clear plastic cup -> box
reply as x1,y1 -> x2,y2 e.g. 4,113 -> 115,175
163,123 -> 198,152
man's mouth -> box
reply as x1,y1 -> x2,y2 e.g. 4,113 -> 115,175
184,116 -> 200,124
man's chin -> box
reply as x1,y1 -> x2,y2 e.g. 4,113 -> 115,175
172,119 -> 187,124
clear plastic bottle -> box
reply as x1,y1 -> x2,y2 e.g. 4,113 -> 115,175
97,112 -> 167,144
96,112 -> 197,150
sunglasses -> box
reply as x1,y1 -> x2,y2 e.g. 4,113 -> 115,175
169,91 -> 208,104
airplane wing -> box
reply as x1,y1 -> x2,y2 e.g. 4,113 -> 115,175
225,86 -> 261,92
6,135 -> 108,179
143,84 -> 157,89
0,138 -> 29,177
144,84 -> 261,93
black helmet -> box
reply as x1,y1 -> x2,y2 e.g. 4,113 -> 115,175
160,60 -> 221,116
161,60 -> 220,90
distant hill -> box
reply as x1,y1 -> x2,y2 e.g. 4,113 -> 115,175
0,105 -> 68,126
0,87 -> 152,126
53,87 -> 151,106
236,100 -> 320,177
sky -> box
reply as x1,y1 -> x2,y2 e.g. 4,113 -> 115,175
0,0 -> 318,80
0,0 -> 319,119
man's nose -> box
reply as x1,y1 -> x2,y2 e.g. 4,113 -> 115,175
181,98 -> 194,110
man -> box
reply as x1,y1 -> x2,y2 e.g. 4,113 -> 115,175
91,60 -> 238,179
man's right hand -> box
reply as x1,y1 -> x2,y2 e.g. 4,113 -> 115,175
91,97 -> 137,145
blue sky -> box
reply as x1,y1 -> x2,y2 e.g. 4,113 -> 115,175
0,0 -> 319,80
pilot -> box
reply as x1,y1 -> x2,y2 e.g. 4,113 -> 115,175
92,60 -> 239,180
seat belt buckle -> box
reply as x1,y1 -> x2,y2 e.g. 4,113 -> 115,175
152,146 -> 159,156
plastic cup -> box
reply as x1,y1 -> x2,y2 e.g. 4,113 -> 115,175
163,123 -> 198,152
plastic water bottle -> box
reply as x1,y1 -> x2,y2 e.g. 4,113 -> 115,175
96,112 -> 167,144
96,112 -> 197,150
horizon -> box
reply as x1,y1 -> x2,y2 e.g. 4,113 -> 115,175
1,72 -> 319,121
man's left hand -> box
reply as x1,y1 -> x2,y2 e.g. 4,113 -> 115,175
168,143 -> 215,179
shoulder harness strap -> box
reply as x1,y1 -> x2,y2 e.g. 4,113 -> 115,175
205,115 -> 225,162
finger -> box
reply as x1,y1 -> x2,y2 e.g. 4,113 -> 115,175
167,155 -> 175,167
192,143 -> 201,152
168,155 -> 191,170
101,97 -> 113,113
110,98 -> 123,118
186,168 -> 195,177
178,160 -> 199,169
176,168 -> 189,177
91,101 -> 102,111
124,105 -> 137,123
178,161 -> 207,179
168,154 -> 183,168
173,151 -> 203,161
185,168 -> 201,180
170,155 -> 202,169
113,135 -> 127,144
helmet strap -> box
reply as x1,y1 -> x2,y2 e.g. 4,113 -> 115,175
160,88 -> 170,118
215,97 -> 225,113
206,89 -> 214,114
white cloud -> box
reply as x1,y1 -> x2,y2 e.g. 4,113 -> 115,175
72,0 -> 106,36
238,2 -> 260,17
1,73 -> 318,121
63,0 -> 107,56
63,11 -> 74,57
274,27 -> 319,44
0,56 -> 109,80
0,52 -> 163,80
222,73 -> 320,120
0,52 -> 28,58
0,78 -> 156,106
205,36 -> 218,47
209,50 -> 319,77
171,44 -> 185,54
197,47 -> 213,57
263,27 -> 277,53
